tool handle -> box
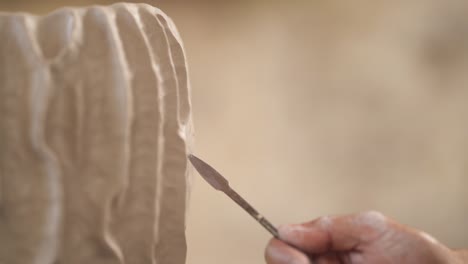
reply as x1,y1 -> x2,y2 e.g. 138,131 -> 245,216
227,189 -> 315,263
226,188 -> 279,238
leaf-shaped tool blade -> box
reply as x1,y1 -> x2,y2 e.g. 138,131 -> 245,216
188,154 -> 230,192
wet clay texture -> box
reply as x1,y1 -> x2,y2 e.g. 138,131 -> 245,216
0,3 -> 193,264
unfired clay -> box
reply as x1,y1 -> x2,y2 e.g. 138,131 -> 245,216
0,3 -> 192,264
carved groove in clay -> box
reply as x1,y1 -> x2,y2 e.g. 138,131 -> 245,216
0,3 -> 192,264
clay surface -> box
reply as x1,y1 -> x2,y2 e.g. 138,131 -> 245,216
0,3 -> 192,264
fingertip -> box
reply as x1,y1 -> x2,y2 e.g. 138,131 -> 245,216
277,224 -> 292,239
278,217 -> 330,241
277,222 -> 331,255
278,224 -> 317,246
265,238 -> 311,264
278,224 -> 304,241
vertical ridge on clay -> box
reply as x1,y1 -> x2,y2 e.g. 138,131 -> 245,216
37,10 -> 86,264
157,13 -> 191,125
0,14 -> 63,264
112,5 -> 162,264
23,14 -> 63,264
138,7 -> 190,264
63,6 -> 130,264
157,12 -> 191,264
127,5 -> 169,263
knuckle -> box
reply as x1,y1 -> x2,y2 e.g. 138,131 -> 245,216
419,231 -> 439,245
358,210 -> 388,229
362,210 -> 386,221
316,215 -> 333,229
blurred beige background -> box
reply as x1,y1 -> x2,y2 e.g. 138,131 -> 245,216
2,1 -> 468,264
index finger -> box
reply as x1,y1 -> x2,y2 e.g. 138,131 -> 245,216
278,211 -> 389,255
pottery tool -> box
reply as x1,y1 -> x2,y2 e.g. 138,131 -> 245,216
188,154 -> 279,238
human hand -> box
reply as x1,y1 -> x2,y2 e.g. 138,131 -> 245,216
265,211 -> 459,264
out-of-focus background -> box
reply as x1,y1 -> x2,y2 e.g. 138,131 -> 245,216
2,1 -> 468,263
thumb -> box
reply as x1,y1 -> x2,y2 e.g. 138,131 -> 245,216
278,211 -> 390,255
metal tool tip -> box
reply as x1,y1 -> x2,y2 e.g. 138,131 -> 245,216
188,154 -> 199,164
187,154 -> 229,191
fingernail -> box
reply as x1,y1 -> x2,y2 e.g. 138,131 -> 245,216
278,224 -> 291,239
278,224 -> 305,239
